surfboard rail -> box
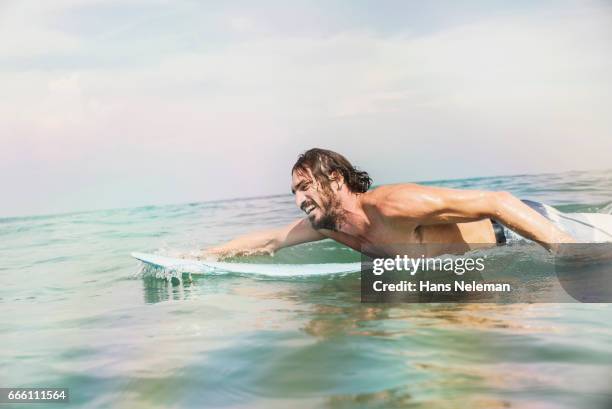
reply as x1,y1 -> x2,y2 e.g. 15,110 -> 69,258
131,252 -> 362,277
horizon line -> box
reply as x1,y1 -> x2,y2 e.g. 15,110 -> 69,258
2,166 -> 610,222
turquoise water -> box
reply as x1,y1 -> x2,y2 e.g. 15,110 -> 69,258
2,169 -> 612,408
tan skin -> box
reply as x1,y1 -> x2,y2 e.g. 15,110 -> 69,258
206,169 -> 575,258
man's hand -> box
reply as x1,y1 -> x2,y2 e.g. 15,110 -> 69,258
547,233 -> 577,255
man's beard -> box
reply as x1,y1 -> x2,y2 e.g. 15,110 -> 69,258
307,190 -> 345,231
309,210 -> 340,231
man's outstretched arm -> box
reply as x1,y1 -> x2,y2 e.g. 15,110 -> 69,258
377,184 -> 575,251
205,218 -> 325,258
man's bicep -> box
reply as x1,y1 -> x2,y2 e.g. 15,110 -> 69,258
276,218 -> 325,248
383,185 -> 498,224
419,186 -> 501,223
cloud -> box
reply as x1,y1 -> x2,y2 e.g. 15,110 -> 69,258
0,0 -> 611,215
0,2 -> 81,58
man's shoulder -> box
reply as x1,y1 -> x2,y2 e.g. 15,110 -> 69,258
363,183 -> 425,217
364,183 -> 423,202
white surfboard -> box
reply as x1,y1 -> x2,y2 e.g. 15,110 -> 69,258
132,252 -> 362,277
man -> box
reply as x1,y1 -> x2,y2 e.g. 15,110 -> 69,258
206,148 -> 580,258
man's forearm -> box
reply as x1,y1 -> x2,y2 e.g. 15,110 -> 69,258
492,192 -> 575,249
205,229 -> 280,258
204,218 -> 325,258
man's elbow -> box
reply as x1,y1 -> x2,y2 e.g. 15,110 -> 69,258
490,191 -> 518,218
265,230 -> 284,252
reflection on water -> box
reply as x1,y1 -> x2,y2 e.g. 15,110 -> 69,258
134,269 -> 612,408
142,276 -> 195,304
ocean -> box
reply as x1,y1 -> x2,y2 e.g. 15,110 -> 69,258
2,169 -> 612,408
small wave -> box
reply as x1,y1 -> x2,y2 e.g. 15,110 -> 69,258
135,262 -> 189,284
598,202 -> 612,214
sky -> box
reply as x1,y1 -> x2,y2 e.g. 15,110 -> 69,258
1,0 -> 611,217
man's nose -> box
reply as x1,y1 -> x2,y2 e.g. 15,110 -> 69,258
295,191 -> 305,209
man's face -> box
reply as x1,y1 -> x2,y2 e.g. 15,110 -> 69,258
291,169 -> 342,230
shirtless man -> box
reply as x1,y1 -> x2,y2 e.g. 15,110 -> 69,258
206,148 -> 576,258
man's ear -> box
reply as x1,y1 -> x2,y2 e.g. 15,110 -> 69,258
329,171 -> 344,190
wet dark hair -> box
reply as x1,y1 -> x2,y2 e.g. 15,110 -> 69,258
292,148 -> 372,193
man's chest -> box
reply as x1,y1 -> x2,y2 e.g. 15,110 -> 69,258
324,222 -> 421,255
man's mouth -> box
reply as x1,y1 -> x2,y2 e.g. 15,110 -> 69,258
303,203 -> 317,215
